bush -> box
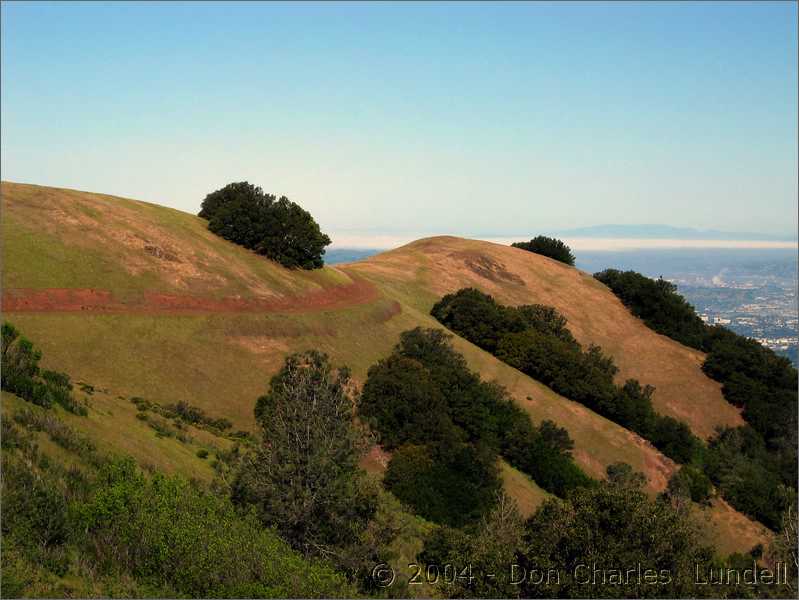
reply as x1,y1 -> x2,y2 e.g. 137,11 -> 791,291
518,468 -> 715,598
1,454 -> 70,550
198,182 -> 331,270
196,449 -> 209,459
167,400 -> 234,432
361,327 -> 592,502
433,289 -> 703,465
593,269 -> 707,349
77,459 -> 353,597
2,409 -> 352,598
1,322 -> 85,415
13,407 -> 97,462
593,268 -> 798,523
668,465 -> 713,504
512,235 -> 575,266
384,442 -> 501,528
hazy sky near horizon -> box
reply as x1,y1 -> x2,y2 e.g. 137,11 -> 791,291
2,1 -> 797,238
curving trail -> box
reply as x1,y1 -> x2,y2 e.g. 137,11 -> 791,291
1,277 -> 380,315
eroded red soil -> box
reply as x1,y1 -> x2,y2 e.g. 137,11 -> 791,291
2,278 -> 379,314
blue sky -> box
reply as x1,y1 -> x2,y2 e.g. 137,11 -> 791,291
2,1 -> 796,239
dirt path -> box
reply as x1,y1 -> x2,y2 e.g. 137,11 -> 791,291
1,278 -> 380,315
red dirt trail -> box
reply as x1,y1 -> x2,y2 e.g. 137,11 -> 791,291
2,278 -> 380,315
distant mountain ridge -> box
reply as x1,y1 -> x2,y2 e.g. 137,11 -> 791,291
546,224 -> 797,241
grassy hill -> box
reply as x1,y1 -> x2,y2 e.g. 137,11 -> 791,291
0,181 -> 769,556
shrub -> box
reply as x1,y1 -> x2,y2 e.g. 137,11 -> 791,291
518,468 -> 715,598
1,322 -> 85,415
433,290 -> 703,465
594,267 -> 798,526
77,459 -> 353,597
1,454 -> 69,550
2,410 -> 353,598
512,235 -> 576,266
593,269 -> 707,349
196,449 -> 209,459
198,182 -> 331,270
362,327 -> 592,501
13,407 -> 97,462
384,442 -> 501,528
167,400 -> 234,432
667,465 -> 713,504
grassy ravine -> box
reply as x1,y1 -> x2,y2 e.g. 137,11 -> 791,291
1,181 -> 771,556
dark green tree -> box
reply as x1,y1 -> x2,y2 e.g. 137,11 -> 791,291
198,181 -> 269,220
512,236 -> 576,266
384,442 -> 501,528
518,464 -> 715,598
594,269 -> 707,349
432,289 -> 704,466
360,354 -> 459,449
666,465 -> 713,505
703,426 -> 792,530
594,267 -> 798,525
419,491 -> 526,598
361,327 -> 592,500
255,196 -> 332,269
233,351 -> 376,558
198,182 -> 331,269
539,419 -> 575,454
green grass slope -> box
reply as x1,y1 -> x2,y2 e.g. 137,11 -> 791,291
0,181 -> 770,554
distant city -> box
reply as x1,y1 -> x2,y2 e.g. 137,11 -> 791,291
573,248 -> 798,366
328,246 -> 799,366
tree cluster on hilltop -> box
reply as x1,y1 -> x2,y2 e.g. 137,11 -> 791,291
198,182 -> 331,270
512,236 -> 576,266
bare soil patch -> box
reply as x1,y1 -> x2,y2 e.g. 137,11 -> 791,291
2,277 -> 379,315
451,251 -> 525,286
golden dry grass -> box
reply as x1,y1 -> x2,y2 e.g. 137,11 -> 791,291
1,181 -> 348,299
347,236 -> 744,440
499,460 -> 552,518
1,182 -> 768,555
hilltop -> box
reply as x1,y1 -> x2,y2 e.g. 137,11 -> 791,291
0,181 -> 770,556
